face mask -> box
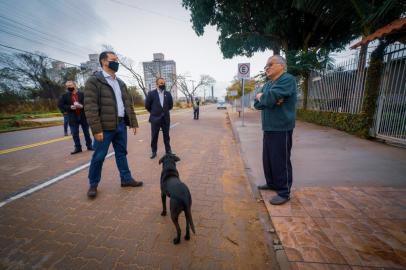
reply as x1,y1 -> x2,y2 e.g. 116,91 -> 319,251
67,87 -> 75,92
158,84 -> 166,90
108,61 -> 119,72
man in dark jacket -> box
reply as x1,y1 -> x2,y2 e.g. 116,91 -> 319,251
254,55 -> 297,205
193,97 -> 200,120
58,80 -> 93,154
84,51 -> 143,198
145,77 -> 173,159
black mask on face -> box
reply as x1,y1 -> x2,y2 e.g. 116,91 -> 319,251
158,84 -> 166,90
67,87 -> 75,92
108,61 -> 119,72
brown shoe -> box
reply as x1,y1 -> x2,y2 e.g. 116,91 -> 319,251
121,179 -> 143,187
87,186 -> 97,198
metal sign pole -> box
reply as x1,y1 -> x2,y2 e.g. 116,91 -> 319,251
242,78 -> 245,127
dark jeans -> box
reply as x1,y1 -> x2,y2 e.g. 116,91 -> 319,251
263,130 -> 293,198
193,108 -> 199,119
88,120 -> 132,187
69,114 -> 92,149
63,114 -> 69,134
151,118 -> 171,153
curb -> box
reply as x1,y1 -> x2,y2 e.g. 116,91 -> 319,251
226,108 -> 292,270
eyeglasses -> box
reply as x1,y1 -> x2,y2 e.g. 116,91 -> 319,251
264,63 -> 279,70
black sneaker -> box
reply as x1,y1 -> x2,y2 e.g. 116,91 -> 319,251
150,152 -> 157,159
71,148 -> 82,155
269,195 -> 290,205
87,146 -> 95,151
87,186 -> 97,198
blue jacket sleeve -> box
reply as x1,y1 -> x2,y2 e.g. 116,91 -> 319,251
258,75 -> 296,108
253,84 -> 266,110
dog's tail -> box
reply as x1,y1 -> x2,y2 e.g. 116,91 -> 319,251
185,205 -> 195,234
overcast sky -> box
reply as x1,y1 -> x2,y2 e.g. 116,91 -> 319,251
0,0 -> 276,98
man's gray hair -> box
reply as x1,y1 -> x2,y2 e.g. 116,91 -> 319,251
271,55 -> 287,71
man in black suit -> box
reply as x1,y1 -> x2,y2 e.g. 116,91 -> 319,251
58,80 -> 93,154
145,77 -> 173,159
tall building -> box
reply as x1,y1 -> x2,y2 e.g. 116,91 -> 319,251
79,54 -> 100,85
143,53 -> 177,100
80,54 -> 100,74
47,61 -> 66,82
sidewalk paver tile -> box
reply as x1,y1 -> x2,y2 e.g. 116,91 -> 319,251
272,216 -> 347,264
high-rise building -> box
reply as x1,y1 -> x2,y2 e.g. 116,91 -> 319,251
80,54 -> 100,74
143,53 -> 177,100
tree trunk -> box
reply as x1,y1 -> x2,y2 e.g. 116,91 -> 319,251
303,74 -> 309,110
272,46 -> 280,55
357,43 -> 368,74
362,41 -> 386,136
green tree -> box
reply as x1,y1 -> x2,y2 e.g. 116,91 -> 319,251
182,0 -> 356,108
226,78 -> 256,100
349,0 -> 405,71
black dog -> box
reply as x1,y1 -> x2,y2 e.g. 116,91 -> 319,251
159,153 -> 195,244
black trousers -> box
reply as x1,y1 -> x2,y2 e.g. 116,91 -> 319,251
151,118 -> 171,153
69,114 -> 92,150
263,130 -> 293,198
193,108 -> 199,119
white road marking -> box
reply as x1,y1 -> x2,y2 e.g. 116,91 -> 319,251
0,152 -> 115,208
0,120 -> 184,208
170,122 -> 180,128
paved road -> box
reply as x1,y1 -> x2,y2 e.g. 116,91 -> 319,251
0,105 -> 277,269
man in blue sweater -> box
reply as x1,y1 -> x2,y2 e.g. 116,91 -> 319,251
254,55 -> 297,205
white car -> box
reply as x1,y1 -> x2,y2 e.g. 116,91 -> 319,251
217,101 -> 227,109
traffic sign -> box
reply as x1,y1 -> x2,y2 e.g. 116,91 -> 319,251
238,63 -> 250,79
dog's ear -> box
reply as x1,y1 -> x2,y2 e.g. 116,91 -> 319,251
173,155 -> 181,162
158,156 -> 165,164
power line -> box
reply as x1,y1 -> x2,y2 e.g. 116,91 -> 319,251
0,43 -> 81,67
0,1 -> 101,55
0,28 -> 86,59
108,0 -> 189,23
0,15 -> 94,53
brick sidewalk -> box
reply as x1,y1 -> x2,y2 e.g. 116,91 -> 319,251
228,109 -> 406,269
0,108 -> 276,269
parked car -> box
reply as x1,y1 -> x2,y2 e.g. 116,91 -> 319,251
217,101 -> 227,109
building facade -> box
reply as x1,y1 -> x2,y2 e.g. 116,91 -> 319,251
143,53 -> 178,100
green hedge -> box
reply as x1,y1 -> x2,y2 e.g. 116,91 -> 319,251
296,109 -> 370,138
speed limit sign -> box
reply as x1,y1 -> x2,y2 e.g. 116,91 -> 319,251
238,63 -> 250,79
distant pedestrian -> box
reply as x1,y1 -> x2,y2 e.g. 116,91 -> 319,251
254,55 -> 297,205
58,80 -> 93,154
145,77 -> 173,159
193,97 -> 200,120
84,51 -> 143,198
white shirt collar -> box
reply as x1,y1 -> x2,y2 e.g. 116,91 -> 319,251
102,70 -> 116,80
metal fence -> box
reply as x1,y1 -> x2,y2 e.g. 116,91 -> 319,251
306,42 -> 406,145
373,43 -> 406,144
307,55 -> 368,114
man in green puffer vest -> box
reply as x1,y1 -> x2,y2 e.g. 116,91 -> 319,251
254,55 -> 297,205
84,51 -> 143,198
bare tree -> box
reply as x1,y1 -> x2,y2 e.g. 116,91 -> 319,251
0,52 -> 74,99
177,74 -> 216,103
